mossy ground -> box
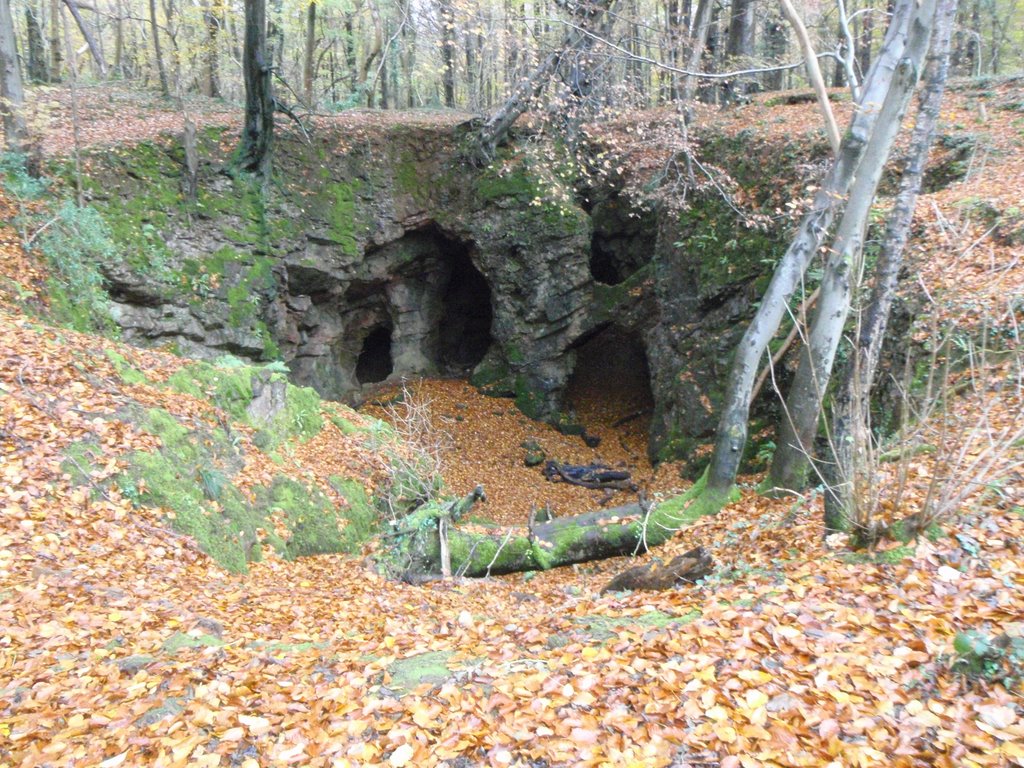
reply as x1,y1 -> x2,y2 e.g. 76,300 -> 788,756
61,355 -> 384,573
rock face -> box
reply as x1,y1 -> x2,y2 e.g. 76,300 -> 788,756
86,118 -> 813,463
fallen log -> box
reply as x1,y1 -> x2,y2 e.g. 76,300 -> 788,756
542,461 -> 635,491
384,471 -> 733,580
600,547 -> 713,594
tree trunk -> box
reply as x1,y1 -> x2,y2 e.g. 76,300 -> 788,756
0,0 -> 26,152
762,9 -> 787,91
394,475 -> 724,579
722,0 -> 754,102
49,0 -> 62,80
439,0 -> 456,107
856,4 -> 873,78
62,0 -> 106,76
780,0 -> 841,154
302,0 -> 316,107
236,0 -> 273,178
25,5 -> 48,83
148,0 -> 169,97
705,0 -> 924,498
768,5 -> 937,492
113,0 -> 124,77
204,3 -> 221,98
679,0 -> 712,108
824,0 -> 957,531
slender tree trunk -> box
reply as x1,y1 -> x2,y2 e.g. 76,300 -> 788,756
49,0 -> 62,80
705,0 -> 925,497
857,4 -> 873,78
204,3 -> 221,98
302,0 -> 316,107
439,0 -> 456,107
824,0 -> 957,530
0,0 -> 27,151
762,9 -> 787,91
236,0 -> 273,178
112,0 -> 124,77
149,0 -> 169,97
62,0 -> 106,76
768,4 -> 937,492
268,0 -> 283,71
780,0 -> 841,154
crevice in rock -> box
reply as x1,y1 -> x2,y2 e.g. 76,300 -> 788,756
356,325 -> 394,385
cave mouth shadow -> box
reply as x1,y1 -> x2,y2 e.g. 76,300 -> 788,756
356,324 -> 394,385
436,239 -> 493,375
565,325 -> 655,448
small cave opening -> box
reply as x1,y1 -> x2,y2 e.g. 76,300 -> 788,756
356,325 -> 394,385
437,246 -> 494,373
565,325 -> 655,454
588,196 -> 657,286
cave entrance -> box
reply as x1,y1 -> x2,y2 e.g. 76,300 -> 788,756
437,246 -> 493,373
588,196 -> 657,286
565,326 -> 654,456
356,325 -> 394,385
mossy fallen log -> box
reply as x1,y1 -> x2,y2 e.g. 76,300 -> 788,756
388,470 -> 737,579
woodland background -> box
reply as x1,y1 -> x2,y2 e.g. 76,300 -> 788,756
7,0 -> 1023,115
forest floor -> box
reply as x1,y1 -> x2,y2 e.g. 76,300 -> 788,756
1,79 -> 1024,767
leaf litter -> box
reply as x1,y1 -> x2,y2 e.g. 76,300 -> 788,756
1,79 -> 1023,767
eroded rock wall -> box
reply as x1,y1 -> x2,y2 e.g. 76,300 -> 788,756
84,118 -> 819,464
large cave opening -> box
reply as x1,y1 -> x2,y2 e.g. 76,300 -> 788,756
355,325 -> 394,384
565,325 -> 655,456
437,245 -> 493,373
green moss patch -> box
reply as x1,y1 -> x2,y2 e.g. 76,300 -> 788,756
110,398 -> 374,572
384,651 -> 454,694
105,349 -> 149,386
161,631 -> 226,653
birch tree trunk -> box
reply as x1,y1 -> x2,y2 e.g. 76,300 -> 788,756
705,0 -> 923,498
779,0 -> 841,154
824,0 -> 958,530
768,0 -> 938,492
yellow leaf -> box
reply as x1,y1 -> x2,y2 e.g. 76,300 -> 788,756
713,724 -> 738,743
737,670 -> 773,684
744,689 -> 768,710
706,705 -> 729,722
389,744 -> 415,767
